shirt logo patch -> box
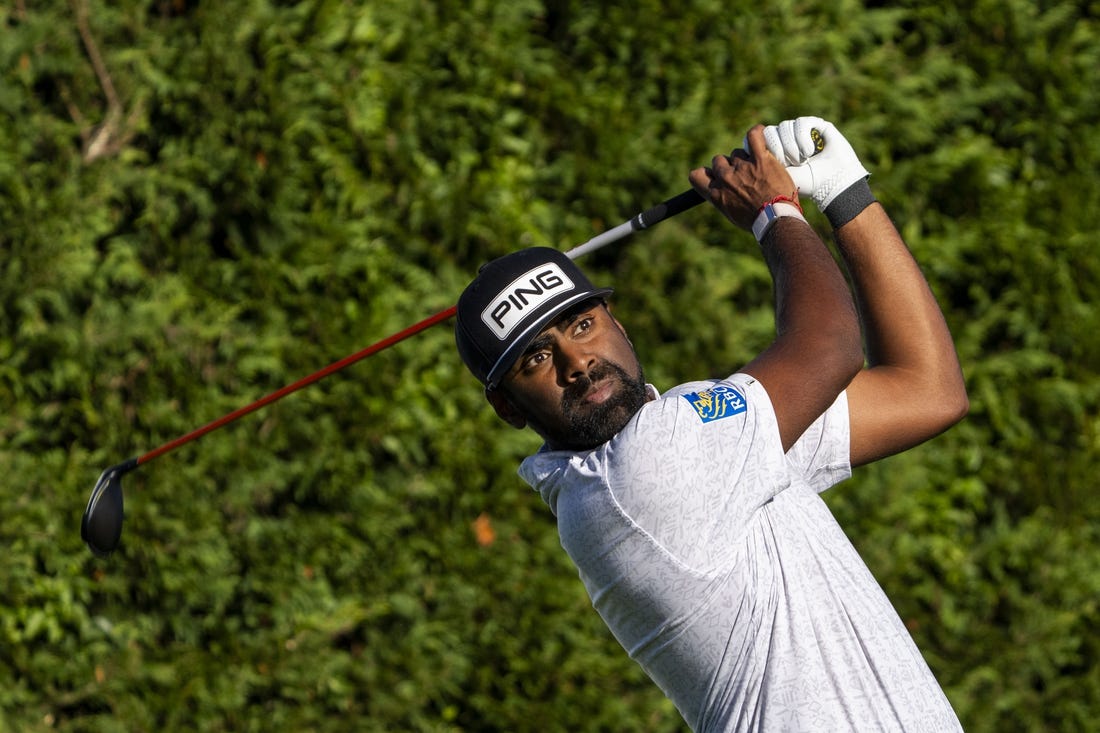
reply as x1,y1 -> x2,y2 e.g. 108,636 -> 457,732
683,385 -> 747,423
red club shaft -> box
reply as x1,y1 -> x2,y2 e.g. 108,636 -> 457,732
137,305 -> 458,466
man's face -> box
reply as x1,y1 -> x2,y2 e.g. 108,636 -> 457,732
488,300 -> 649,451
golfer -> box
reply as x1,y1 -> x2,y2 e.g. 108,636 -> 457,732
455,117 -> 968,732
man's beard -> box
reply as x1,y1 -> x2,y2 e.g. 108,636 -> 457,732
559,359 -> 648,450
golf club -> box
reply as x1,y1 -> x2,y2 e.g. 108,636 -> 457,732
81,188 -> 706,556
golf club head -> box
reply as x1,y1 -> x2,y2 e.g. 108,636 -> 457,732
81,459 -> 137,557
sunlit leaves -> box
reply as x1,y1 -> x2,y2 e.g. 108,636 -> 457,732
2,1 -> 1098,731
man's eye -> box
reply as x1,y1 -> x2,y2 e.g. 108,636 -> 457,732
574,317 -> 594,335
523,352 -> 548,369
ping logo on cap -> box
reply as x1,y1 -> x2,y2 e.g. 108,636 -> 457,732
482,263 -> 575,339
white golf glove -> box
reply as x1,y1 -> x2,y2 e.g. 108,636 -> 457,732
762,117 -> 875,228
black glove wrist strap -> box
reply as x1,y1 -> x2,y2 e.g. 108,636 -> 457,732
824,178 -> 876,229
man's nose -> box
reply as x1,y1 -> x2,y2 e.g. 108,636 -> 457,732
554,341 -> 595,385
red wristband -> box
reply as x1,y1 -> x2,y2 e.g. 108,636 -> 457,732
758,194 -> 803,214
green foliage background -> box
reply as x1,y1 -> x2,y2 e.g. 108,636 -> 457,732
2,0 -> 1098,730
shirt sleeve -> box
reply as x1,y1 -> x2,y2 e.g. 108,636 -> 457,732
781,389 -> 852,493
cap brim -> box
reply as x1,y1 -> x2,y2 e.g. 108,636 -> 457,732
484,288 -> 613,388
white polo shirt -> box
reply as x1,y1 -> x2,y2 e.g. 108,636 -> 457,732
519,374 -> 962,732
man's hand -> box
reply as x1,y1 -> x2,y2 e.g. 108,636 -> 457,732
689,125 -> 799,232
762,117 -> 871,219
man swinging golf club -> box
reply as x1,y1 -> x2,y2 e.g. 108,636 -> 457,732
455,117 -> 968,732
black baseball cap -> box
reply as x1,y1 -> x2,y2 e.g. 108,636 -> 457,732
455,247 -> 613,389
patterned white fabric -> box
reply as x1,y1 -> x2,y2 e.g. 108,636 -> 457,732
519,374 -> 962,732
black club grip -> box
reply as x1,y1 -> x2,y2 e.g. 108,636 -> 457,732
633,189 -> 705,230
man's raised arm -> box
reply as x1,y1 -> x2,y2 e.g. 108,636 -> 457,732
765,117 -> 969,466
690,126 -> 864,452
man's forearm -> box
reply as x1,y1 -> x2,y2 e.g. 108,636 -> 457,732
835,202 -> 969,463
762,217 -> 859,346
741,216 -> 863,450
834,203 -> 960,378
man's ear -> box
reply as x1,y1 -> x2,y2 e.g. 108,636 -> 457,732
486,387 -> 527,429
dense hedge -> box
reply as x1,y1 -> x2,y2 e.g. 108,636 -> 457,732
2,1 -> 1098,731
